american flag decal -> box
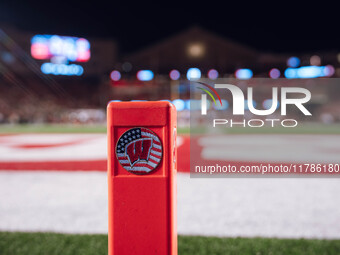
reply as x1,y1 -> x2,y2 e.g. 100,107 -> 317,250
116,127 -> 162,174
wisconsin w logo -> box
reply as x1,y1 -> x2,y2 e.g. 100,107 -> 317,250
116,127 -> 163,174
126,138 -> 152,166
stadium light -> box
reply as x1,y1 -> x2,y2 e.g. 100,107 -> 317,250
172,99 -> 185,111
41,63 -> 83,76
235,69 -> 253,80
110,70 -> 121,81
310,55 -> 321,66
263,99 -> 280,110
208,69 -> 219,80
287,56 -> 300,68
186,68 -> 201,80
31,35 -> 90,62
169,69 -> 180,80
213,99 -> 229,110
324,65 -> 335,76
269,68 -> 280,79
188,99 -> 202,111
137,70 -> 154,81
187,43 -> 205,57
244,100 -> 257,110
284,66 -> 334,79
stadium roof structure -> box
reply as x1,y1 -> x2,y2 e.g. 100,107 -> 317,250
123,26 -> 260,74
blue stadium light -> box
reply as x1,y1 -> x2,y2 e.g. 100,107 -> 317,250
284,66 -> 334,79
31,35 -> 45,44
185,100 -> 191,110
186,99 -> 212,110
41,63 -> 83,76
263,99 -> 280,110
189,100 -> 202,111
186,68 -> 201,80
172,99 -> 185,111
287,57 -> 300,68
284,68 -> 296,79
213,99 -> 229,110
137,70 -> 154,81
244,100 -> 257,110
297,66 -> 322,78
235,69 -> 253,79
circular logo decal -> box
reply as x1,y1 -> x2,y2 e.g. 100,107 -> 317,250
116,127 -> 163,174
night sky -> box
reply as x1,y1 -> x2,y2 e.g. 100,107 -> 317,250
0,1 -> 338,54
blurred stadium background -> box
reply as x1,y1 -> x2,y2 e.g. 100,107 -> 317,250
0,24 -> 340,126
1,5 -> 340,254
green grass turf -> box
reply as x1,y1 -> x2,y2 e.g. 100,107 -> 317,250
0,232 -> 340,255
1,123 -> 340,134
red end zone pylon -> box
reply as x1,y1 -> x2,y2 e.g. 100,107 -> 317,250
107,101 -> 177,255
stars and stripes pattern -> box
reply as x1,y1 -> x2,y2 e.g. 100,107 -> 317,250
116,127 -> 162,173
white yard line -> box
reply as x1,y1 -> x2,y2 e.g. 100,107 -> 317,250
0,134 -> 107,162
1,171 -> 340,239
